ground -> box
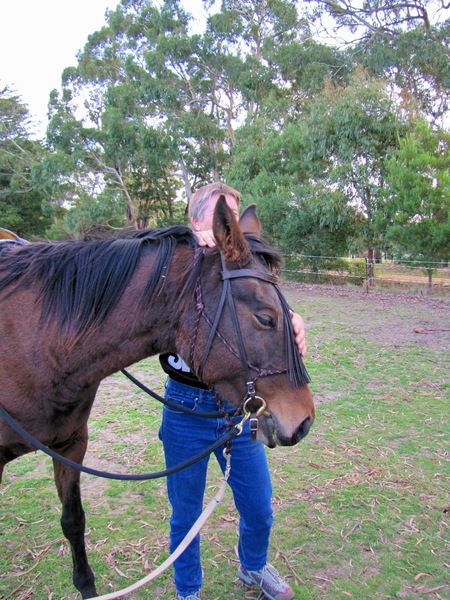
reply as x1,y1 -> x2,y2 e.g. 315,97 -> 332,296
1,283 -> 449,600
283,283 -> 450,353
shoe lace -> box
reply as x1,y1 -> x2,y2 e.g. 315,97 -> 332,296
257,564 -> 285,590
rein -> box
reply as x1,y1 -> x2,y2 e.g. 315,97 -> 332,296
0,402 -> 240,481
120,368 -> 237,419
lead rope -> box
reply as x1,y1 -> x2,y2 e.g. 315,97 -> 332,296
86,449 -> 232,600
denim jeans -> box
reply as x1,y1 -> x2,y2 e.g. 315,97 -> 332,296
159,378 -> 274,596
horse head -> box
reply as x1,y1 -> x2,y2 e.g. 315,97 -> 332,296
185,196 -> 315,448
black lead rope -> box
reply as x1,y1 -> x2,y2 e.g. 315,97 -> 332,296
0,402 -> 240,481
120,368 -> 237,419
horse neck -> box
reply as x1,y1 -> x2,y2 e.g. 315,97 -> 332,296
81,244 -> 196,376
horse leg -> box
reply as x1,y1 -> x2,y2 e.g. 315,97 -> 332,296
52,426 -> 97,599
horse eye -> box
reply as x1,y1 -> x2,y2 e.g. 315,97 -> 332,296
255,314 -> 276,328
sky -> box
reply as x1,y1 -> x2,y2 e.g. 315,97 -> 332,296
0,0 -> 121,137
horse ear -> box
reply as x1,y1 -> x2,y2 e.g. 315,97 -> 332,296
213,195 -> 252,267
239,204 -> 261,235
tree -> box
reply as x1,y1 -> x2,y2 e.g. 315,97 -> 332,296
226,108 -> 358,255
385,119 -> 450,287
303,69 -> 405,275
0,87 -> 51,237
45,76 -> 181,233
310,0 -> 450,124
46,0 -> 318,226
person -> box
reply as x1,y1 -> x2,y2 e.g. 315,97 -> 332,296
158,182 -> 307,600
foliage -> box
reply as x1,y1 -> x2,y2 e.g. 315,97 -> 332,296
0,87 -> 51,237
228,69 -> 403,257
359,21 -> 450,125
304,69 -> 405,256
4,0 -> 450,254
385,120 -> 450,284
311,0 -> 450,124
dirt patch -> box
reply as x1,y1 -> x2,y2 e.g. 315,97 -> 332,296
282,283 -> 450,353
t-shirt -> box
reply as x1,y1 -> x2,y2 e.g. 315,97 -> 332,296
159,353 -> 209,390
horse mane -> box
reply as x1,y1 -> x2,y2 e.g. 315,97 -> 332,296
244,234 -> 284,272
0,226 -> 197,335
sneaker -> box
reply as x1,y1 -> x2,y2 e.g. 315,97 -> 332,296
177,592 -> 201,600
238,563 -> 294,600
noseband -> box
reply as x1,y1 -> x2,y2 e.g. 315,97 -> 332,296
189,249 -> 309,433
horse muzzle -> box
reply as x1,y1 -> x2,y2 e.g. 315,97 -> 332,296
259,414 -> 313,448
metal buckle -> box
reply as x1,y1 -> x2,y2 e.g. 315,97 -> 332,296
250,417 -> 258,441
241,395 -> 267,442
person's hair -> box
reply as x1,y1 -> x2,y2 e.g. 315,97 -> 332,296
188,182 -> 241,223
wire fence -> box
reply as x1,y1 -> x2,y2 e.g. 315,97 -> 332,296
281,254 -> 450,295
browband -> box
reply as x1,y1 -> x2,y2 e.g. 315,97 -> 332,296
221,268 -> 279,285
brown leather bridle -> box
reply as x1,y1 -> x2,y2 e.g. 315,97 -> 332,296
189,250 -> 310,434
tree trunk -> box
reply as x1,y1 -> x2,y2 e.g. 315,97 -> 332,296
367,249 -> 375,287
115,167 -> 138,230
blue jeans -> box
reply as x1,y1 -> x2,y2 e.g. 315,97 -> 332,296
159,378 -> 274,596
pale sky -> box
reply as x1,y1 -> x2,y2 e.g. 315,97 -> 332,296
0,0 -> 212,138
0,0 -> 118,137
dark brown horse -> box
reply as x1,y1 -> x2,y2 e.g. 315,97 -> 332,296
0,198 -> 314,598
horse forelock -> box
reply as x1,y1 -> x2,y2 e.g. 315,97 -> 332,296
245,234 -> 284,273
0,226 -> 197,336
174,233 -> 281,325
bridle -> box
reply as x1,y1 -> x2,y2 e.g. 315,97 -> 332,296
189,248 -> 309,438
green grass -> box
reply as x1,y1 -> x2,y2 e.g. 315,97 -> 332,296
1,287 -> 449,599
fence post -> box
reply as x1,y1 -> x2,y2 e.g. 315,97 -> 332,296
365,258 -> 369,293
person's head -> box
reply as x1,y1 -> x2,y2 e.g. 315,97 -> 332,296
188,182 -> 241,231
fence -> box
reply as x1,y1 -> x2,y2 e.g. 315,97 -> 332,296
281,254 -> 450,295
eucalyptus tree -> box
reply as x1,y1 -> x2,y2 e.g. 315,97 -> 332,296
310,0 -> 450,124
227,68 -> 404,261
46,0 -> 321,232
303,69 -> 405,273
45,0 -> 192,231
0,87 -> 51,237
385,120 -> 450,286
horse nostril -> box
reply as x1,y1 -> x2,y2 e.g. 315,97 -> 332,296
297,416 -> 312,440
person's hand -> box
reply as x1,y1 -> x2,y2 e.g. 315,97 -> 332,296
290,310 -> 307,356
195,229 -> 216,248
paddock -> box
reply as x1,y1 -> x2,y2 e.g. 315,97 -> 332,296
1,285 -> 448,600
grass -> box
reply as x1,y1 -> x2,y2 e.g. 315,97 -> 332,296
1,286 -> 449,600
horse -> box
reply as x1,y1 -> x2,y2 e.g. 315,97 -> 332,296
0,197 -> 315,598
